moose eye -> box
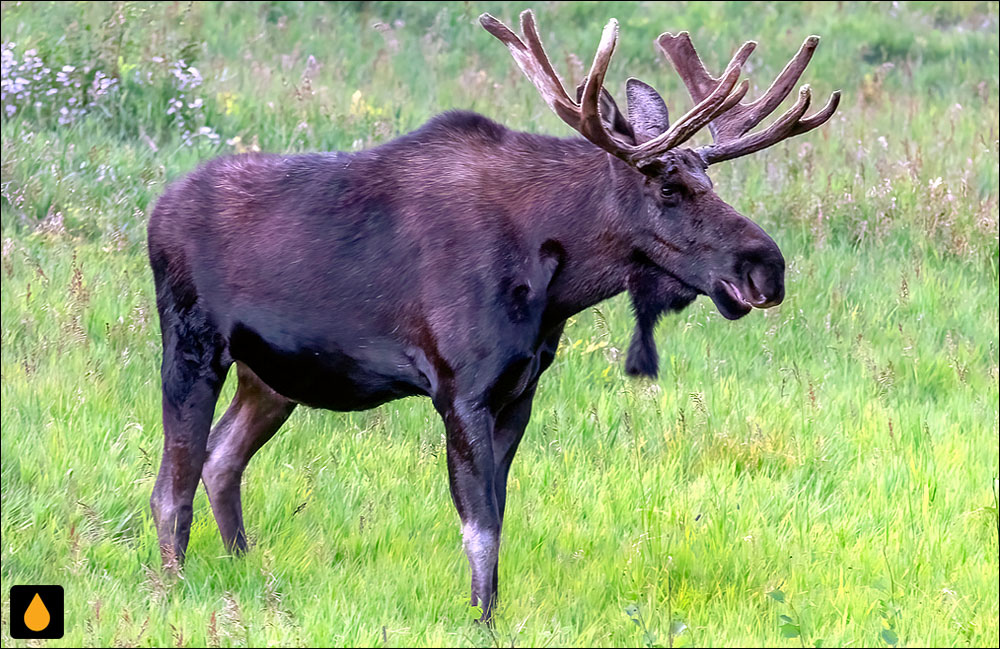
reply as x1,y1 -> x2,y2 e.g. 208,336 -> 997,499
660,185 -> 681,200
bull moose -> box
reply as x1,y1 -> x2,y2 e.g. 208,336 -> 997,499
147,10 -> 839,621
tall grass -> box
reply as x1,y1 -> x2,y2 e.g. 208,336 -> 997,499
2,2 -> 998,646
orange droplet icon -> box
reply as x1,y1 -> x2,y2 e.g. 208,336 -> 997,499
24,592 -> 51,632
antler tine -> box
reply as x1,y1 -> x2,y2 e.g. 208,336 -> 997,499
795,88 -> 841,131
658,31 -> 840,164
657,32 -> 757,103
709,84 -> 813,162
704,88 -> 842,164
481,10 -> 637,161
480,12 -> 577,126
736,36 -> 820,135
657,33 -> 755,141
521,9 -> 627,152
576,16 -> 634,151
717,79 -> 751,114
516,10 -> 580,124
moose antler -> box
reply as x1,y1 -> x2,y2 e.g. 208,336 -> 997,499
480,10 -> 749,167
657,32 -> 841,164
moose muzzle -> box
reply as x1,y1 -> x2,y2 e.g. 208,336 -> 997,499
710,236 -> 785,320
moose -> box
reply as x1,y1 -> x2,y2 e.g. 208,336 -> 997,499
147,10 -> 839,622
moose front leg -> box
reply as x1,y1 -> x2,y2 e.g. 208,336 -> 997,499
441,400 -> 501,623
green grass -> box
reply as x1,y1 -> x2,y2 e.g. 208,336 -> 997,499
2,2 -> 998,646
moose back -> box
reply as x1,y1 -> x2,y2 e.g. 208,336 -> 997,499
147,10 -> 838,622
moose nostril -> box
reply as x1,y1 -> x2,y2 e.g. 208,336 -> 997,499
740,235 -> 785,307
747,265 -> 784,307
746,272 -> 765,304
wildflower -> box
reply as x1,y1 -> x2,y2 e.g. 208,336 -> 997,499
197,126 -> 220,141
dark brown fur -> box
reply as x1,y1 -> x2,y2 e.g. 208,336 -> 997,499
148,108 -> 785,619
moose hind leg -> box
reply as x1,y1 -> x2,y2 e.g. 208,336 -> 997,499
203,362 -> 295,554
151,312 -> 228,569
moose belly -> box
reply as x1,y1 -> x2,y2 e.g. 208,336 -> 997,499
228,323 -> 427,411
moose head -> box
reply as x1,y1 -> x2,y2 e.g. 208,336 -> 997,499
482,11 -> 840,375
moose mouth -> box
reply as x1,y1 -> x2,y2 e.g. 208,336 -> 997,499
644,244 -> 778,321
710,279 -> 755,320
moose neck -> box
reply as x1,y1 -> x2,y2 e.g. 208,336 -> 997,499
517,138 -> 645,322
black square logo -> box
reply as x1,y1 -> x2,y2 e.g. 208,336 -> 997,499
9,585 -> 64,639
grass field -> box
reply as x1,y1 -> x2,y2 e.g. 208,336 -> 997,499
1,2 -> 998,646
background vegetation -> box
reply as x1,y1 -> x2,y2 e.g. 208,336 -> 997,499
2,1 -> 997,646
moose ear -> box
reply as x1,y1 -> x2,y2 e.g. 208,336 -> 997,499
626,78 -> 670,144
575,82 -> 636,145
